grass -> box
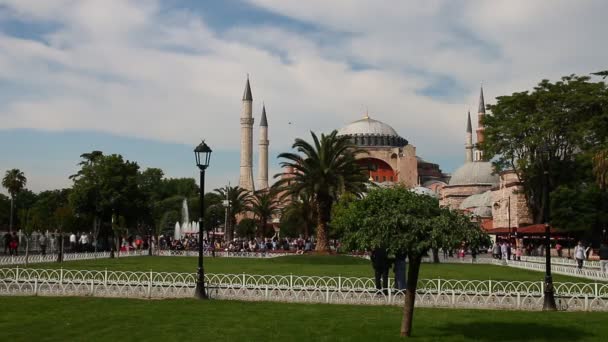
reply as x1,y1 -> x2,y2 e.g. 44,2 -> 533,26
0,296 -> 606,341
14,255 -> 593,283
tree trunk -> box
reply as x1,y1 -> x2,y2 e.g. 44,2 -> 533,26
400,254 -> 422,337
9,196 -> 14,233
432,248 -> 440,263
314,198 -> 330,252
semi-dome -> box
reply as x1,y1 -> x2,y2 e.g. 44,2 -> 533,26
449,161 -> 498,186
337,115 -> 407,147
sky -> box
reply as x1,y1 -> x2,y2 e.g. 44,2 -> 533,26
1,0 -> 607,194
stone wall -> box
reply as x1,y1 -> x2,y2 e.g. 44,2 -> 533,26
491,171 -> 533,228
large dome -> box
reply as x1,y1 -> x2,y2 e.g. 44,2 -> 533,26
338,116 -> 399,136
449,161 -> 498,186
337,116 -> 407,147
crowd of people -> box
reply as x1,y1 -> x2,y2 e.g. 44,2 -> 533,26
158,234 -> 319,254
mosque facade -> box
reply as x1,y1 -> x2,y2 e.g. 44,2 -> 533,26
237,76 -> 532,236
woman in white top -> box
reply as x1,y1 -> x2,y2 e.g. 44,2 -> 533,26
574,241 -> 590,270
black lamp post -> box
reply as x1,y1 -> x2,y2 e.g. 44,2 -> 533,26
148,227 -> 153,256
194,140 -> 212,299
540,144 -> 557,311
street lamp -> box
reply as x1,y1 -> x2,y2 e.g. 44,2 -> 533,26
194,140 -> 212,299
539,143 -> 557,311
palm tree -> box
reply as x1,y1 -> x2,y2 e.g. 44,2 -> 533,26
2,169 -> 27,233
250,190 -> 280,237
274,130 -> 368,252
214,185 -> 252,241
280,192 -> 317,239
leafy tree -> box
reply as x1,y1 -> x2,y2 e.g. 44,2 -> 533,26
214,185 -> 252,241
0,194 -> 10,228
70,152 -> 143,255
333,187 -> 488,337
593,148 -> 608,190
482,75 -> 608,224
2,169 -> 27,232
550,184 -> 608,239
251,190 -> 279,237
275,130 -> 368,252
235,218 -> 256,240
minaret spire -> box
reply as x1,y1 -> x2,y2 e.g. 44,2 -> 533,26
475,84 -> 486,161
239,76 -> 255,191
465,110 -> 473,163
258,103 -> 269,190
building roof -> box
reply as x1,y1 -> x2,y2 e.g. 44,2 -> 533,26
449,161 -> 498,186
337,115 -> 400,137
459,190 -> 492,210
260,104 -> 268,127
411,186 -> 439,198
466,111 -> 472,133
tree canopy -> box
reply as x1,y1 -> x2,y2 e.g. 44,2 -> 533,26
333,186 -> 489,337
482,74 -> 608,236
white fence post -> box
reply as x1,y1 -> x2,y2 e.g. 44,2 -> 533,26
488,280 -> 492,295
90,279 -> 95,296
34,278 -> 38,296
338,276 -> 342,291
148,270 -> 153,299
59,268 -> 63,285
104,269 -> 108,287
242,273 -> 245,288
438,279 -> 442,293
290,274 -> 293,289
15,266 -> 19,281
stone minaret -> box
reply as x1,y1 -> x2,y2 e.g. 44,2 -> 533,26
475,85 -> 486,161
239,76 -> 255,191
465,110 -> 473,163
258,104 -> 269,190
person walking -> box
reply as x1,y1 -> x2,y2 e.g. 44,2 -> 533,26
371,247 -> 390,294
599,241 -> 608,274
574,241 -> 590,270
3,232 -> 10,255
38,232 -> 47,255
69,233 -> 77,252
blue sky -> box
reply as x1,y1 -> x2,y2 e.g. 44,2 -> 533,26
1,0 -> 607,193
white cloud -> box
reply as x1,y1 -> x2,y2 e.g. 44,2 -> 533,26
0,0 -> 607,184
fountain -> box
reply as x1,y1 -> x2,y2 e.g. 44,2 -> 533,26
174,198 -> 191,238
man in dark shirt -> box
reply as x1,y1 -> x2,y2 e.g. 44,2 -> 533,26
371,247 -> 390,294
600,241 -> 608,274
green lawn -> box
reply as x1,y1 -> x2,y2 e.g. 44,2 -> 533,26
0,296 -> 606,341
13,255 -> 593,283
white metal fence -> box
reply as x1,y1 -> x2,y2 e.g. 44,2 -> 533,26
0,250 -> 148,266
1,268 -> 607,311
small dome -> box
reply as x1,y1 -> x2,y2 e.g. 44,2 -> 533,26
337,116 -> 400,137
411,186 -> 438,198
449,161 -> 498,186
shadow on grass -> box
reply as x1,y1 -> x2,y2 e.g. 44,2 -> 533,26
432,322 -> 590,341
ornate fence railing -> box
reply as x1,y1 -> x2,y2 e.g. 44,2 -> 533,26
1,268 -> 607,311
491,259 -> 608,282
518,256 -> 601,269
0,250 -> 147,266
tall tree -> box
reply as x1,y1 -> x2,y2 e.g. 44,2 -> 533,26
482,75 -> 608,224
2,169 -> 27,232
275,130 -> 368,252
333,187 -> 488,337
250,190 -> 279,237
214,185 -> 252,241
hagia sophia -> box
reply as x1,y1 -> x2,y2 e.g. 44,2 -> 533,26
236,77 -> 536,238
